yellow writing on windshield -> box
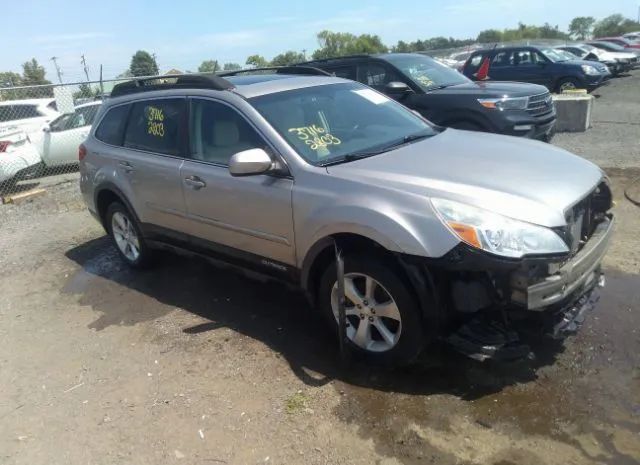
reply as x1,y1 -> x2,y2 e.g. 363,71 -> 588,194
146,106 -> 165,137
415,75 -> 435,88
288,124 -> 341,150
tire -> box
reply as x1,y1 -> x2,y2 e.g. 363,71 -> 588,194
105,202 -> 153,268
318,254 -> 426,366
448,121 -> 484,132
556,77 -> 582,93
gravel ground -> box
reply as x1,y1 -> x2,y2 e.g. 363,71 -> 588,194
0,71 -> 639,465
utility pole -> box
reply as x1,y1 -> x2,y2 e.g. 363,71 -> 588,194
81,54 -> 90,81
50,56 -> 63,84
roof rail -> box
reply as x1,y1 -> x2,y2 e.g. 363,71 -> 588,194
111,74 -> 234,97
298,54 -> 372,65
218,66 -> 331,77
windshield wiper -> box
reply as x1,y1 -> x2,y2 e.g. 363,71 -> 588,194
319,131 -> 433,167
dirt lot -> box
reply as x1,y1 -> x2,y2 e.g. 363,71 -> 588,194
1,72 -> 639,465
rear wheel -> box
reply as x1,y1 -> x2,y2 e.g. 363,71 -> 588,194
318,255 -> 425,366
106,202 -> 153,268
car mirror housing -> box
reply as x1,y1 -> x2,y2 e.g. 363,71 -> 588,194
385,81 -> 413,95
228,148 -> 273,177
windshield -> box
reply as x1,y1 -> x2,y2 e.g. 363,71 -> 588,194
249,82 -> 437,166
542,48 -> 572,62
593,41 -> 626,51
383,54 -> 470,91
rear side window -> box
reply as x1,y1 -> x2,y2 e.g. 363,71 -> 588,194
0,106 -> 14,122
492,51 -> 513,67
358,63 -> 401,88
328,66 -> 357,80
12,105 -> 41,119
124,99 -> 185,156
95,104 -> 130,145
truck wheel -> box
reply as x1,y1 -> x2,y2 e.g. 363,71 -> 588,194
106,202 -> 153,268
318,255 -> 425,366
557,77 -> 581,93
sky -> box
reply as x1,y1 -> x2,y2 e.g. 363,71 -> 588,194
2,0 -> 638,82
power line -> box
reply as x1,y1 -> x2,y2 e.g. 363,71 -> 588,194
50,56 -> 63,84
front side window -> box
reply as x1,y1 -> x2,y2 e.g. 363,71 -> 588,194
50,105 -> 100,132
383,54 -> 469,90
359,63 -> 399,87
124,99 -> 184,156
189,99 -> 265,165
249,82 -> 438,166
95,104 -> 130,146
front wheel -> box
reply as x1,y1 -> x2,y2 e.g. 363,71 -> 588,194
556,77 -> 582,93
106,202 -> 153,268
318,255 -> 426,366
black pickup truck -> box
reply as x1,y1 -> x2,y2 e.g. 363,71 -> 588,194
301,53 -> 556,141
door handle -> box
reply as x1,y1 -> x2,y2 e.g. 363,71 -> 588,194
184,176 -> 206,190
119,161 -> 133,173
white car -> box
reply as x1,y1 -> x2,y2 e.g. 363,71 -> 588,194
0,130 -> 42,186
0,98 -> 59,138
31,101 -> 102,167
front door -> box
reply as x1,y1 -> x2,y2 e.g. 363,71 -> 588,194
180,98 -> 295,267
40,104 -> 100,166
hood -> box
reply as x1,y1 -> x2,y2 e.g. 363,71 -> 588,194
562,59 -> 608,70
326,129 -> 604,228
431,81 -> 548,98
608,51 -> 638,59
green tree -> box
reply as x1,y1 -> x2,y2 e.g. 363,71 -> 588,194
569,16 -> 596,39
198,59 -> 219,73
22,59 -> 51,85
271,51 -> 305,66
0,71 -> 22,88
129,51 -> 159,77
312,31 -> 387,60
73,82 -> 96,100
593,14 -> 640,37
391,40 -> 412,53
223,62 -> 242,71
477,29 -> 502,43
245,55 -> 270,68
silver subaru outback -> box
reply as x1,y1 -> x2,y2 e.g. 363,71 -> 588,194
79,71 -> 614,365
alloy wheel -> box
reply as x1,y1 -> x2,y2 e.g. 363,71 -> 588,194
330,272 -> 402,352
111,211 -> 140,262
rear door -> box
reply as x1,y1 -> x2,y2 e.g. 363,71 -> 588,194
493,49 -> 551,87
180,98 -> 295,267
115,98 -> 189,235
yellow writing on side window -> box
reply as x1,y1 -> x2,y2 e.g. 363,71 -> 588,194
146,106 -> 165,137
288,124 -> 341,151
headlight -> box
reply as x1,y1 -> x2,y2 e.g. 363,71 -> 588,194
478,97 -> 529,111
581,64 -> 599,75
431,198 -> 569,258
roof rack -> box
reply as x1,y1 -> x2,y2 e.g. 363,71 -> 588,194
111,74 -> 234,97
218,66 -> 331,77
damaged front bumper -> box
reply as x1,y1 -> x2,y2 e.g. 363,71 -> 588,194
413,216 -> 614,361
513,216 -> 614,310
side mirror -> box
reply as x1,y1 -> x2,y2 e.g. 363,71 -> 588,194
42,125 -> 50,133
228,148 -> 273,177
385,81 -> 412,95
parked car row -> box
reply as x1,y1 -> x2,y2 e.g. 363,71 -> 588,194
78,71 -> 614,364
0,98 -> 101,186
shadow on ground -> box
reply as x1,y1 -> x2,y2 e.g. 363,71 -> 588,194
65,236 -> 572,401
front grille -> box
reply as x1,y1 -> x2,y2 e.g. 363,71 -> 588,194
565,181 -> 612,255
527,92 -> 554,118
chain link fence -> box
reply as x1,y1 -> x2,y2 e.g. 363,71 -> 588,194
0,80 -> 107,200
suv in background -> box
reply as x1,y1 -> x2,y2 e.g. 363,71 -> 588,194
556,44 -> 635,75
80,72 -> 613,365
302,53 -> 556,140
463,46 -> 610,92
